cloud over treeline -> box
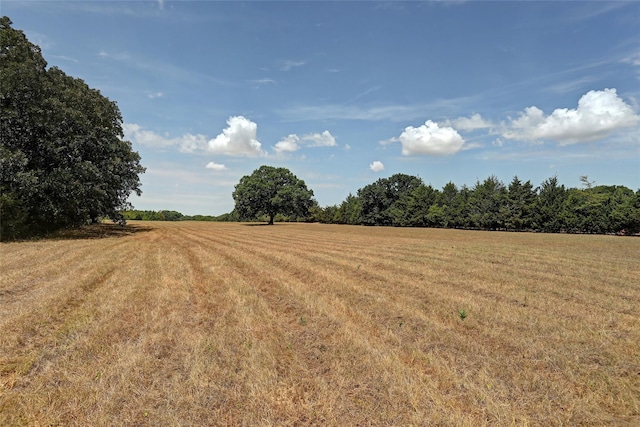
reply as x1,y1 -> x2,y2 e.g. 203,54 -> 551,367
379,88 -> 638,157
383,120 -> 465,156
123,123 -> 208,153
274,131 -> 336,153
369,161 -> 385,172
124,116 -> 264,157
125,89 -> 637,163
502,88 -> 638,144
205,161 -> 227,171
208,116 -> 263,157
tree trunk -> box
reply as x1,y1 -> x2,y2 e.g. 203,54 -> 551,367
268,213 -> 274,225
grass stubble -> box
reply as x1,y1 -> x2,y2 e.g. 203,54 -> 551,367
0,222 -> 638,426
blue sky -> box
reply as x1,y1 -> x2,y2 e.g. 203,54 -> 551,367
4,1 -> 640,215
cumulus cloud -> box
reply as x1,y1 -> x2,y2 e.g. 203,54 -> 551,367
273,130 -> 336,153
369,161 -> 385,172
205,161 -> 227,171
123,123 -> 208,153
208,116 -> 263,157
274,134 -> 301,153
385,120 -> 465,156
303,130 -> 337,147
503,88 -> 639,145
443,113 -> 493,131
180,134 -> 211,153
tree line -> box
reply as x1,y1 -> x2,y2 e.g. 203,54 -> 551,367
4,9 -> 634,239
315,174 -> 640,234
121,210 -> 232,222
128,167 -> 639,236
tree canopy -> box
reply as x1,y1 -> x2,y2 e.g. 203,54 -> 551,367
0,17 -> 145,240
317,173 -> 640,235
232,165 -> 315,225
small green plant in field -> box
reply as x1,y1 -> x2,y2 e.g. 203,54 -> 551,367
299,316 -> 307,325
458,309 -> 468,320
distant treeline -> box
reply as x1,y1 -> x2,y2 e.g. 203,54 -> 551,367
125,174 -> 640,235
121,210 -> 237,222
315,174 -> 640,235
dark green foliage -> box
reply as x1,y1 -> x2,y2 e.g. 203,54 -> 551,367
121,210 -> 238,222
232,165 -> 315,225
1,17 -> 145,240
358,173 -> 423,226
434,182 -> 460,228
318,172 -> 639,235
612,189 -> 640,234
318,194 -> 362,225
468,175 -> 507,230
338,193 -> 362,225
502,176 -> 536,231
561,185 -> 639,234
122,210 -> 183,221
534,176 -> 567,233
389,184 -> 438,227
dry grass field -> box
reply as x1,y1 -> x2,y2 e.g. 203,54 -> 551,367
1,221 -> 639,426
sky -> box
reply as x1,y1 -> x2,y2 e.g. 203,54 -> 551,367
3,0 -> 640,215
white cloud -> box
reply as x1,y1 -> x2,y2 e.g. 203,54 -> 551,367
147,92 -> 164,99
503,88 -> 639,145
389,120 -> 465,156
205,161 -> 227,171
443,113 -> 493,131
123,123 -> 208,153
274,134 -> 301,153
208,116 -> 263,157
180,134 -> 210,153
303,130 -> 337,147
273,130 -> 336,153
369,161 -> 385,172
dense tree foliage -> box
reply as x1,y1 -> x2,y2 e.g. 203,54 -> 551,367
232,165 -> 315,225
121,210 -> 237,222
318,174 -> 640,235
357,173 -> 423,226
1,17 -> 145,240
122,210 -> 185,221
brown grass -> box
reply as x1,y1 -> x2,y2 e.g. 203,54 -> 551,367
1,221 -> 639,426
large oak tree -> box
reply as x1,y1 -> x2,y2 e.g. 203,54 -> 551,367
232,165 -> 314,225
0,17 -> 145,239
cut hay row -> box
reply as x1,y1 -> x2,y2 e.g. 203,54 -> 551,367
1,222 -> 639,426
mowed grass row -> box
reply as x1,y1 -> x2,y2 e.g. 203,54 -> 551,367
1,222 -> 638,426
